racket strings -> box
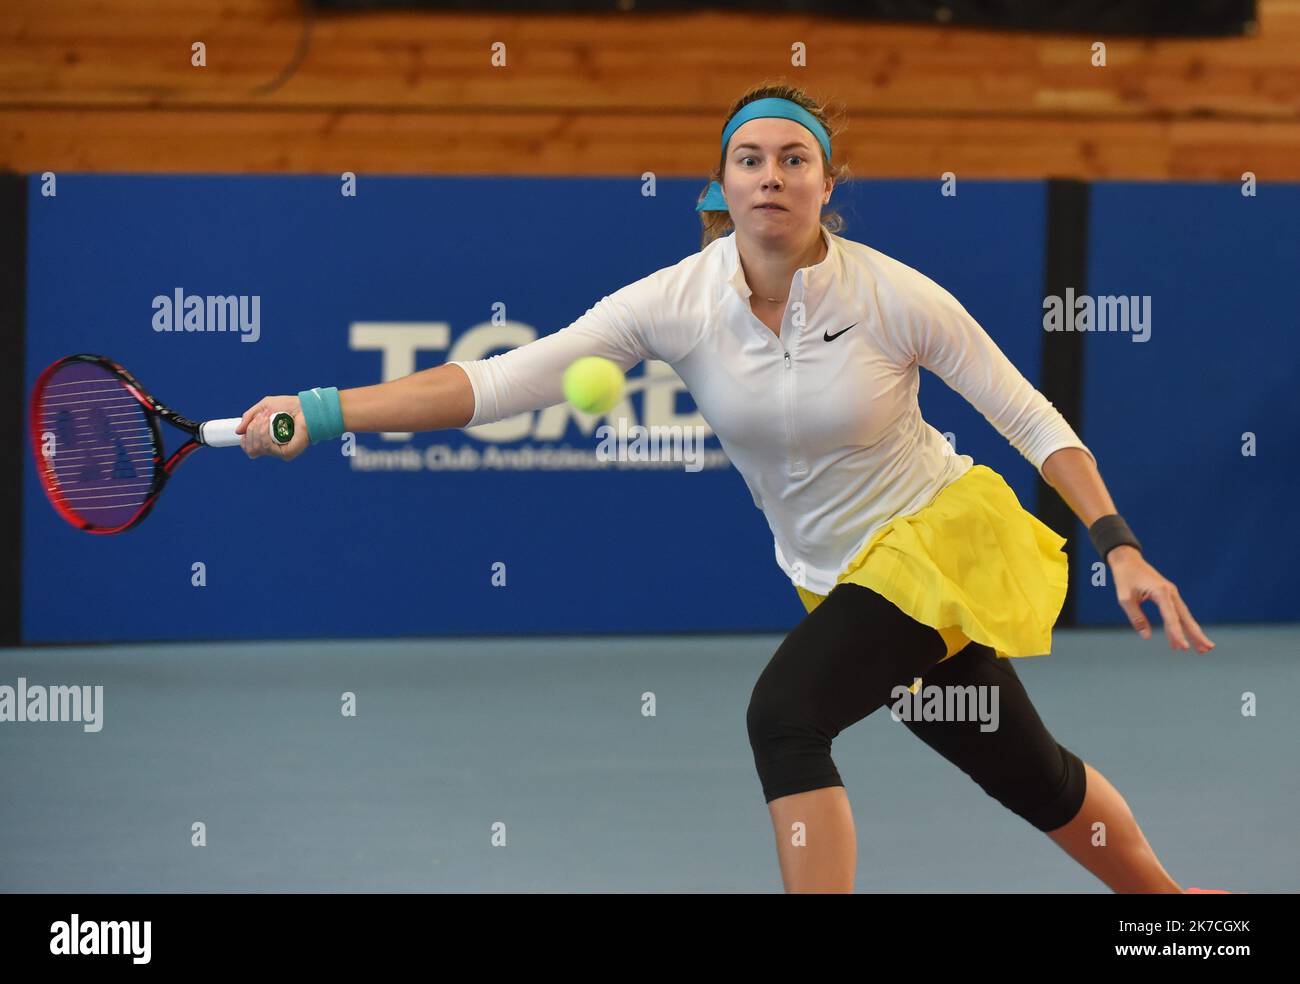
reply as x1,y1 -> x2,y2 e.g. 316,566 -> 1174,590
35,371 -> 159,520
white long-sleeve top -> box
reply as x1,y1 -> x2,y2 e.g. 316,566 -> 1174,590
450,227 -> 1094,595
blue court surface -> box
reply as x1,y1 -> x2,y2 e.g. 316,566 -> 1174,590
1,624 -> 1294,893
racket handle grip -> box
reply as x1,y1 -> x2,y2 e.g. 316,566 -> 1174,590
201,412 -> 295,448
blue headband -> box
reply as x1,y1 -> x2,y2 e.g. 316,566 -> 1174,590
696,97 -> 832,213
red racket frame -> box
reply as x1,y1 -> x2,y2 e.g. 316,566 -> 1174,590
29,353 -> 208,534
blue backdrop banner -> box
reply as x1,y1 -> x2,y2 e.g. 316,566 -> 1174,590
24,175 -> 1286,642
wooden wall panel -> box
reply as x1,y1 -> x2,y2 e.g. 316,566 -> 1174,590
5,109 -> 1296,180
1,0 -> 1298,178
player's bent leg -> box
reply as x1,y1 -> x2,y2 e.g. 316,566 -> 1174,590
898,642 -> 1087,831
747,583 -> 948,891
901,644 -> 1179,891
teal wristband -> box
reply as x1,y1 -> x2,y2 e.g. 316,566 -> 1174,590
297,386 -> 345,444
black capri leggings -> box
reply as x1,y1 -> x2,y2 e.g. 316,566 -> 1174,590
747,582 -> 1087,833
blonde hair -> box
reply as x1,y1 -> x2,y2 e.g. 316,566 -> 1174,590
698,80 -> 851,249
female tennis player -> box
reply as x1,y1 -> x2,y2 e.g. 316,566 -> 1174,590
236,82 -> 1220,894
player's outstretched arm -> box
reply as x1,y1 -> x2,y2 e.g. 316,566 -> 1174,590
235,364 -> 475,461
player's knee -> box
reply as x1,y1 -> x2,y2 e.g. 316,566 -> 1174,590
746,672 -> 841,803
745,680 -> 796,754
979,743 -> 1088,833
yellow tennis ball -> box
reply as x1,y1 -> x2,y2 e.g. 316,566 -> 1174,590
563,356 -> 625,415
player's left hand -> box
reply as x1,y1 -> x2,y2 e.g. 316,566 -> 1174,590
1108,545 -> 1215,652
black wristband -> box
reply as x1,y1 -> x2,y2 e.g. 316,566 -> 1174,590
1088,514 -> 1143,563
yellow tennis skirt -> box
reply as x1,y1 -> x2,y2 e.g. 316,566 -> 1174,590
794,464 -> 1069,664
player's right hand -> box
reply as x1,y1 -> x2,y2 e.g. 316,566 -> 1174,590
236,396 -> 310,462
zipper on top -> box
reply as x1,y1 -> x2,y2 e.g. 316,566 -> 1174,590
783,349 -> 806,477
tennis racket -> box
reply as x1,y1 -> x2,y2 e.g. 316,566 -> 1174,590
29,353 -> 294,534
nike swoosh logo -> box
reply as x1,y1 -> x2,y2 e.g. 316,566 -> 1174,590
824,322 -> 858,342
